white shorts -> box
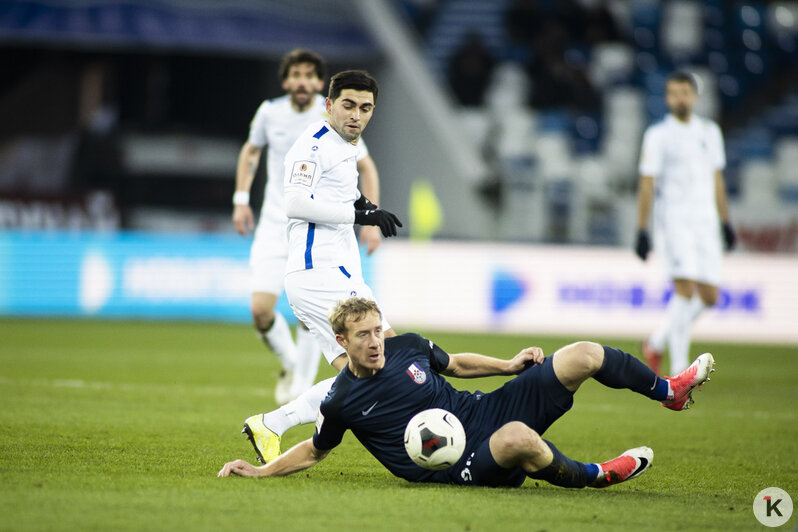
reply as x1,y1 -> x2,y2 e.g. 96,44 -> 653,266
655,216 -> 722,285
284,267 -> 392,365
249,218 -> 288,294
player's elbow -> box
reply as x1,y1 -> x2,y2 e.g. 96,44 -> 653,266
284,192 -> 308,220
310,442 -> 330,462
241,141 -> 261,160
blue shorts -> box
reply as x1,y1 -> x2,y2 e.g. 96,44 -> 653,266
442,356 -> 574,487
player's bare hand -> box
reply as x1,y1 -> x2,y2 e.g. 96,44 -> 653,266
218,459 -> 259,478
233,205 -> 255,236
359,225 -> 382,255
507,347 -> 545,374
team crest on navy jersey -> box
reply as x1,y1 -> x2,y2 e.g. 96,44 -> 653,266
406,362 -> 426,384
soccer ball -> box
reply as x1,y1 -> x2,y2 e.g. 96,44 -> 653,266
403,408 -> 466,470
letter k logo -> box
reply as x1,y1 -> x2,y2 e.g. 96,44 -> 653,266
765,496 -> 783,517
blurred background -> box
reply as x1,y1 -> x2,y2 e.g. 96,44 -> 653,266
2,0 -> 797,341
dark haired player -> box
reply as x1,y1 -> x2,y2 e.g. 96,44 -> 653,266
636,71 -> 735,377
232,51 -> 384,406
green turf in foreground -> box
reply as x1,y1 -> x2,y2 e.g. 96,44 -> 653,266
0,319 -> 796,531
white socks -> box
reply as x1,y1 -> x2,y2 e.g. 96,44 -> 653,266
649,294 -> 708,375
290,326 -> 322,397
260,313 -> 296,372
666,294 -> 691,374
261,377 -> 336,436
687,296 -> 707,324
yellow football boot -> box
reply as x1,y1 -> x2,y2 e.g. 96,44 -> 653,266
242,414 -> 281,464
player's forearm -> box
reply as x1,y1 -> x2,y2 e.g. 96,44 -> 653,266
357,155 -> 380,205
636,176 -> 655,229
284,191 -> 356,224
444,353 -> 513,378
235,142 -> 262,192
714,170 -> 730,223
257,439 -> 329,478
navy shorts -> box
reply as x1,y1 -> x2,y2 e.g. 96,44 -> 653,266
443,356 -> 574,487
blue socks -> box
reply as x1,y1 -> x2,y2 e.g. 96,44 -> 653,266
594,346 -> 670,401
527,440 -> 597,488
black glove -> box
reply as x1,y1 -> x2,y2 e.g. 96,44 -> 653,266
722,222 -> 736,251
354,209 -> 403,237
354,194 -> 377,211
635,229 -> 650,261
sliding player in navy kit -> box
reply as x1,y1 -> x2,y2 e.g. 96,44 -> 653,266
220,298 -> 715,488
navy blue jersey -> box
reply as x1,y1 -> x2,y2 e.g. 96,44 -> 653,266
312,333 -> 487,482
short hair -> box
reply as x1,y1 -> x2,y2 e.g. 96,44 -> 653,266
667,71 -> 697,91
328,297 -> 382,337
278,49 -> 327,81
328,70 -> 379,103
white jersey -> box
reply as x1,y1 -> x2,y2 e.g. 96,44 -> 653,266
639,114 -> 725,224
247,94 -> 328,223
248,95 -> 369,224
284,120 -> 364,275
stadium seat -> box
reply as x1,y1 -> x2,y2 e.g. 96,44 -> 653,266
775,137 -> 798,201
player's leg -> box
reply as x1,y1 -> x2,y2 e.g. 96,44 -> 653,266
486,422 -> 652,489
243,269 -> 393,463
644,221 -> 694,374
549,341 -> 605,392
249,224 -> 298,403
243,377 -> 336,464
251,291 -> 297,404
551,339 -> 714,411
666,278 -> 697,374
289,321 -> 323,399
251,292 -> 295,371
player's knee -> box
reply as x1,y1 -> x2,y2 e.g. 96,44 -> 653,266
250,302 -> 276,331
560,341 -> 603,376
576,341 -> 604,374
701,292 -> 718,307
498,422 -> 545,458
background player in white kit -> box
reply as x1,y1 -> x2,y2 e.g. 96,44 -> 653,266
241,70 -> 403,464
232,50 -> 384,404
634,71 -> 736,377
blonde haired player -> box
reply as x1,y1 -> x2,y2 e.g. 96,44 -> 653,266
635,71 -> 735,376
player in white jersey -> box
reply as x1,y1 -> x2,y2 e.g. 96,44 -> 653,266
240,70 -> 403,464
232,50 -> 384,405
635,71 -> 736,376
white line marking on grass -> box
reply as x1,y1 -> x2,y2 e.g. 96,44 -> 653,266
0,376 -> 269,397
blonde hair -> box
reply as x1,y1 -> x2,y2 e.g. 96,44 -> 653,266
328,297 -> 382,336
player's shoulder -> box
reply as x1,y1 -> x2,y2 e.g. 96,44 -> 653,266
645,116 -> 669,134
255,95 -> 289,115
386,332 -> 430,352
286,120 -> 328,153
695,114 -> 722,134
300,120 -> 331,142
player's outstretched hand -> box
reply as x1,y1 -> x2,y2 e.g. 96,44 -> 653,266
354,209 -> 403,237
507,346 -> 545,374
722,222 -> 736,251
634,229 -> 650,261
218,459 -> 260,478
233,205 -> 255,236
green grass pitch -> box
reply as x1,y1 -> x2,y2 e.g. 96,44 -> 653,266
1,318 -> 796,531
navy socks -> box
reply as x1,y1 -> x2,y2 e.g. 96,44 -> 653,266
526,440 -> 597,488
594,346 -> 670,401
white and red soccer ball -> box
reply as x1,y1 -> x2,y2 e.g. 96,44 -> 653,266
404,408 -> 466,470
